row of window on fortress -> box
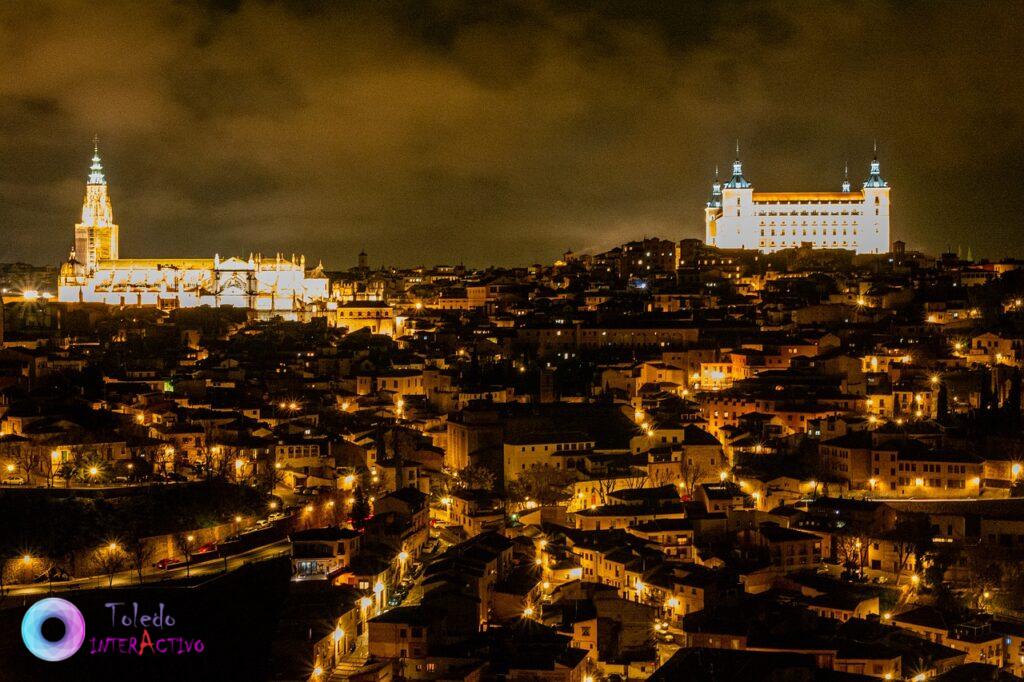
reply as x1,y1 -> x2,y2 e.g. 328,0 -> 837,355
759,210 -> 863,216
740,210 -> 882,217
761,242 -> 858,248
758,228 -> 879,237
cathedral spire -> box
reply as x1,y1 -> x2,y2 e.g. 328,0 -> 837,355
723,140 -> 750,189
88,136 -> 106,186
863,141 -> 887,188
76,137 -> 118,270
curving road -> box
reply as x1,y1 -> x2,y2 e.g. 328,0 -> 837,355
3,539 -> 290,599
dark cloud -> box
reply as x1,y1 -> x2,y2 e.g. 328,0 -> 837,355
1,0 -> 1022,267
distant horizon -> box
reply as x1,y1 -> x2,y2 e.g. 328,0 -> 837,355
2,3 -> 1021,266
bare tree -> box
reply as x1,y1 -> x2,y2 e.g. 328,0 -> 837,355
125,532 -> 154,585
172,533 -> 197,577
619,469 -> 650,490
94,544 -> 127,588
678,460 -> 708,497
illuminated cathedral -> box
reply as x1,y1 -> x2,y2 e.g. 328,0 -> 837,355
58,144 -> 330,317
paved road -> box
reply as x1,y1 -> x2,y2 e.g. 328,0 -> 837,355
4,539 -> 289,598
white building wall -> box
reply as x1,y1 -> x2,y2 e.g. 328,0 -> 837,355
706,183 -> 890,254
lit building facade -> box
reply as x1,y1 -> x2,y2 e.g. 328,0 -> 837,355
74,143 -> 119,270
705,148 -> 890,254
58,147 -> 330,317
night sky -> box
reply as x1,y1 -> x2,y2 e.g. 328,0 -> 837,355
1,1 -> 1022,268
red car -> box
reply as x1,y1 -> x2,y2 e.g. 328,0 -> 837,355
153,557 -> 183,570
195,543 -> 217,554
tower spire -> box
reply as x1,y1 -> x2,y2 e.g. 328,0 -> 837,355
724,140 -> 750,189
863,142 -> 887,188
75,137 -> 118,270
841,161 -> 851,193
707,165 -> 722,208
88,136 -> 106,186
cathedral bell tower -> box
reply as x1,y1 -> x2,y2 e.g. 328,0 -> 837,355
74,138 -> 119,272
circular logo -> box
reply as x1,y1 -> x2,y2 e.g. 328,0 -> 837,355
21,598 -> 86,662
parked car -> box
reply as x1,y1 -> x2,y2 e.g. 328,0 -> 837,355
153,557 -> 184,570
2,476 -> 26,485
196,543 -> 217,554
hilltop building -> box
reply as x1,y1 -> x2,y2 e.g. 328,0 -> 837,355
57,145 -> 329,317
705,145 -> 891,254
